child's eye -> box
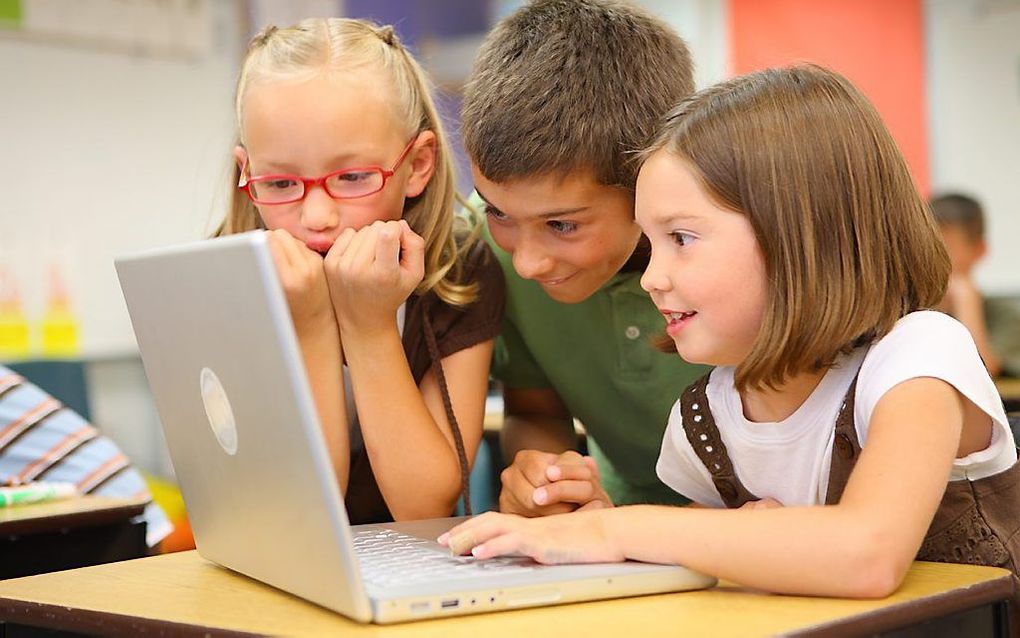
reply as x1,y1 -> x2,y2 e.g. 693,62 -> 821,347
547,220 -> 577,234
485,206 -> 508,222
337,171 -> 374,183
669,231 -> 696,246
263,178 -> 298,190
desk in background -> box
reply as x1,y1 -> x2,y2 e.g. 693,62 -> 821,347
0,551 -> 1011,637
997,377 -> 1020,413
0,496 -> 148,579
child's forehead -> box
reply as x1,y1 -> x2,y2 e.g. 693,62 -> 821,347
474,166 -> 632,217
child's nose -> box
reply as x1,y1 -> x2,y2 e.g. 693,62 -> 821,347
640,259 -> 670,293
511,239 -> 554,280
300,186 -> 340,231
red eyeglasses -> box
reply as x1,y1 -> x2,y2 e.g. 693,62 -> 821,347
238,137 -> 417,205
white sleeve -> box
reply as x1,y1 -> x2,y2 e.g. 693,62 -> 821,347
856,311 -> 1015,480
656,398 -> 727,508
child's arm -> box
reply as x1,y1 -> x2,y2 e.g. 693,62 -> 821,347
266,230 -> 349,491
947,275 -> 1003,376
326,220 -> 487,519
443,377 -> 982,598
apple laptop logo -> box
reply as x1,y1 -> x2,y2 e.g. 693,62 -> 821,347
200,367 -> 238,455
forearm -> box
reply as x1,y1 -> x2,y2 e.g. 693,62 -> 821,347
603,504 -> 909,598
297,320 -> 350,492
343,325 -> 464,520
950,287 -> 1002,376
500,414 -> 577,464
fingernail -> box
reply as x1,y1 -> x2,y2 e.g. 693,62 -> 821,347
437,532 -> 449,544
471,545 -> 484,558
533,487 -> 547,505
546,466 -> 561,480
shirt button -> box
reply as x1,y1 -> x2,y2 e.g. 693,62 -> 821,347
625,325 -> 641,340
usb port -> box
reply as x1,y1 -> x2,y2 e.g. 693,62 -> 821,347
441,599 -> 460,610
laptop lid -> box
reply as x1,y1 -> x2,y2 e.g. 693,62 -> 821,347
116,231 -> 373,622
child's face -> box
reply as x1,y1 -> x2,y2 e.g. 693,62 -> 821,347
473,167 -> 641,303
636,150 -> 767,367
938,224 -> 986,277
235,72 -> 434,253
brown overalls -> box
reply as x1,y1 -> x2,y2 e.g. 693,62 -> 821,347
680,373 -> 1020,630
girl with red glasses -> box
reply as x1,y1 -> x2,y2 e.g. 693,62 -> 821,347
214,18 -> 504,523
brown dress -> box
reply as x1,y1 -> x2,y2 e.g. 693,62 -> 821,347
343,240 -> 506,524
680,373 -> 1020,629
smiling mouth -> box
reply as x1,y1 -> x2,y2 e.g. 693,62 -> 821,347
536,273 -> 576,286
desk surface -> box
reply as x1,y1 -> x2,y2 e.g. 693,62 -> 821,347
0,551 -> 1011,637
0,495 -> 147,536
997,377 -> 1020,398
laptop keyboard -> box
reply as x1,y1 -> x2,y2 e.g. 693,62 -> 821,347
352,528 -> 537,588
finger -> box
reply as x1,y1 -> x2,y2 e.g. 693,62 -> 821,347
397,220 -> 425,276
345,224 -> 379,271
328,228 -> 357,261
512,450 -> 558,488
499,468 -> 574,517
533,479 -> 595,507
582,456 -> 602,481
374,222 -> 401,271
576,499 -> 608,512
471,532 -> 530,560
545,461 -> 595,483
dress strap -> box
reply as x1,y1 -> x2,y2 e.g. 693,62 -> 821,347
680,375 -> 759,508
824,377 -> 862,505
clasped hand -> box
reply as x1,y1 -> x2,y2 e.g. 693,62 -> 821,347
266,221 -> 426,335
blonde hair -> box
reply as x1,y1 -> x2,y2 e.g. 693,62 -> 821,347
644,65 -> 950,391
216,18 -> 478,306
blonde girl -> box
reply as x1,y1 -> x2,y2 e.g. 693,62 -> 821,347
217,18 -> 504,523
441,65 -> 1019,603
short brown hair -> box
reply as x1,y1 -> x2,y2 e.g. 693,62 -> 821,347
643,65 -> 950,391
930,193 -> 985,243
462,0 -> 693,189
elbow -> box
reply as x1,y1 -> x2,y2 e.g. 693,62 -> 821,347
839,532 -> 911,599
389,475 -> 463,522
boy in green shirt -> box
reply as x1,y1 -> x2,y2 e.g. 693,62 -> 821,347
461,0 -> 709,514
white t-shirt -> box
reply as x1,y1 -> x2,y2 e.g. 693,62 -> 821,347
657,311 -> 1015,508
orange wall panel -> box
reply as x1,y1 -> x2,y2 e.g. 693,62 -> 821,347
729,0 -> 929,194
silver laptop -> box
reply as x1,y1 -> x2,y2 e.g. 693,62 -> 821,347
115,231 -> 716,623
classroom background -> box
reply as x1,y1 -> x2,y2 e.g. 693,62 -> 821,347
1,0 -> 1018,544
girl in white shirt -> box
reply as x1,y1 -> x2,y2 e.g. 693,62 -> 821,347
440,64 -> 1019,600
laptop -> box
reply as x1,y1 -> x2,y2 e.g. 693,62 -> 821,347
115,231 -> 716,623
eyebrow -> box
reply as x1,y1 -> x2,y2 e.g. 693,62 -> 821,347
253,152 -> 370,174
475,189 -> 590,219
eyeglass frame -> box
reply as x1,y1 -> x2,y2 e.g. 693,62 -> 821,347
237,135 -> 419,205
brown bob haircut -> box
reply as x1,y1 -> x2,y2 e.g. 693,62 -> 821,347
643,64 -> 950,391
462,0 -> 693,189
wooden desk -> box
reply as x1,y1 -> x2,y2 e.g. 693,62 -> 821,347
0,496 -> 148,579
0,551 -> 1011,637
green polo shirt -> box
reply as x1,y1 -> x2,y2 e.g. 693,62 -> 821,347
475,205 -> 711,506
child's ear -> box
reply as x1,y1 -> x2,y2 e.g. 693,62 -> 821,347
233,146 -> 248,173
404,131 -> 437,199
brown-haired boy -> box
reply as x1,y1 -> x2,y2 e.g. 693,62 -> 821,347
931,193 -> 1020,377
462,0 -> 708,515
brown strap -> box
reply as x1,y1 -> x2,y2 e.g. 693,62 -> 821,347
824,377 -> 862,505
422,308 -> 472,516
681,375 -> 759,508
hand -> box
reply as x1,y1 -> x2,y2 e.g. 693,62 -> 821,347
943,274 -> 980,317
265,229 -> 334,331
438,510 -> 624,564
324,220 -> 425,332
738,497 -> 783,510
499,450 -> 613,517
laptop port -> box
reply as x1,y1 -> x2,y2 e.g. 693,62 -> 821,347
441,599 -> 460,610
410,601 -> 431,614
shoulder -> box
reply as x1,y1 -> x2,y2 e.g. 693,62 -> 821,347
856,311 -> 1004,424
